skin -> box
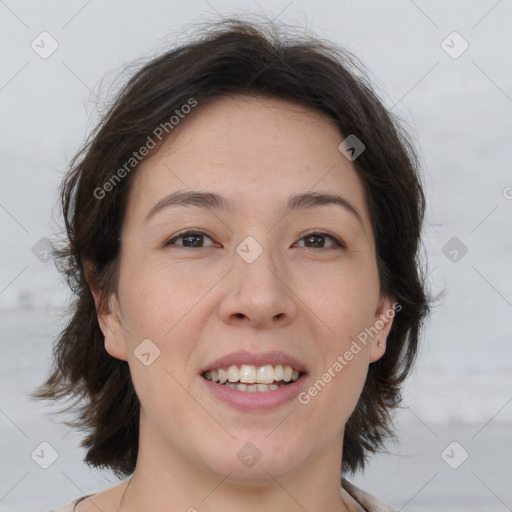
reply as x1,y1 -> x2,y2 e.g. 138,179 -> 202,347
82,95 -> 394,512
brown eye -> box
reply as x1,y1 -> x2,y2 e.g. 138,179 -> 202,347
164,230 -> 345,250
165,230 -> 216,248
295,232 -> 345,249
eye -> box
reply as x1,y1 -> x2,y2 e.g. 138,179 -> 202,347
294,231 -> 345,249
164,230 -> 345,250
164,230 -> 217,248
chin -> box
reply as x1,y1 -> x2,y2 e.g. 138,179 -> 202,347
198,435 -> 307,483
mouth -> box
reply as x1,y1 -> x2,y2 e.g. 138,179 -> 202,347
199,350 -> 308,411
202,364 -> 304,392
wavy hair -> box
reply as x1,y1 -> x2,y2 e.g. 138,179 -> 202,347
32,18 -> 431,477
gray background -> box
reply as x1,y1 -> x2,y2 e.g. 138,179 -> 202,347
1,1 -> 511,511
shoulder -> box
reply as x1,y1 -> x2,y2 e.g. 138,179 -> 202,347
48,479 -> 129,512
50,481 -> 393,512
48,494 -> 91,512
342,478 -> 397,512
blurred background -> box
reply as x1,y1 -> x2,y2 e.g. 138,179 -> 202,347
1,1 -> 511,511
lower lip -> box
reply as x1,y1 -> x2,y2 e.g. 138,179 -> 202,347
201,376 -> 307,412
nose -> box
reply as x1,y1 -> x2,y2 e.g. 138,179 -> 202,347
217,242 -> 298,329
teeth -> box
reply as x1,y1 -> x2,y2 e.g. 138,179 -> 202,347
223,383 -> 281,392
227,365 -> 239,383
204,364 -> 302,386
239,364 -> 256,384
256,365 -> 274,384
218,368 -> 228,384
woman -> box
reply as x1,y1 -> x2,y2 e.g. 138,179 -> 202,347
35,18 -> 430,512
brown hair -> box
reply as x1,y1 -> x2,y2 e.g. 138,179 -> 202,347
32,18 -> 431,477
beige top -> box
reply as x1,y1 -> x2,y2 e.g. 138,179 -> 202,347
48,480 -> 396,512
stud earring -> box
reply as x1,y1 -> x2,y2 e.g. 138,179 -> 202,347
377,341 -> 383,347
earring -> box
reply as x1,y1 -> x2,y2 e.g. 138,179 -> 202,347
377,341 -> 383,347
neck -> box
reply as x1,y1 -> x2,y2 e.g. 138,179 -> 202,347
117,420 -> 351,512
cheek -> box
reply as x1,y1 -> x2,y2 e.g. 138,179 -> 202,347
117,262 -> 199,340
297,270 -> 378,345
303,346 -> 370,431
296,271 -> 376,421
294,249 -> 378,308
321,306 -> 374,405
118,271 -> 207,400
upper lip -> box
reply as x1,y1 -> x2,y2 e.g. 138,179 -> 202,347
200,350 -> 308,375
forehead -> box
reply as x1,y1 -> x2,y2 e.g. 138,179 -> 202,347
124,95 -> 372,232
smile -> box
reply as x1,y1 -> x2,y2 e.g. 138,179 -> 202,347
203,364 -> 302,392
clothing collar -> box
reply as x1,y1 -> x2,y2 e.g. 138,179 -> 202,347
342,478 -> 397,512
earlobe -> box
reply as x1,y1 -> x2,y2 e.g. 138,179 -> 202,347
84,261 -> 128,362
369,296 -> 396,363
102,294 -> 128,361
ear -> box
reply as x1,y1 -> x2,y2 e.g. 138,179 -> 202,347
84,261 -> 128,361
368,295 -> 396,363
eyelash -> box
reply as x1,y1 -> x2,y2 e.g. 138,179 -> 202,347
164,229 -> 346,250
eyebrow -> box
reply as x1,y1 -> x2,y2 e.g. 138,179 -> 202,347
143,189 -> 364,227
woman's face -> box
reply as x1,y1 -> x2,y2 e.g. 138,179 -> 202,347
97,95 -> 394,482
